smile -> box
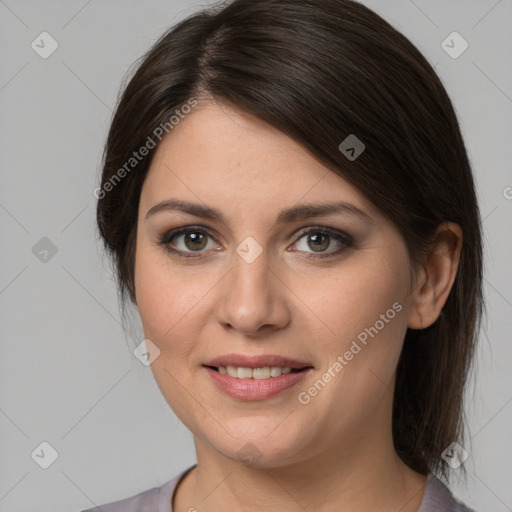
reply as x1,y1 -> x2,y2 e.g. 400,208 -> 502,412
203,365 -> 313,400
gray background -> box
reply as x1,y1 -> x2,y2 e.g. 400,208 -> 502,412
1,0 -> 511,510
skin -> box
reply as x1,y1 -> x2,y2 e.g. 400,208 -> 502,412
134,100 -> 463,512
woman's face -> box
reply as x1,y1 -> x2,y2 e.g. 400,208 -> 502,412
134,101 -> 417,468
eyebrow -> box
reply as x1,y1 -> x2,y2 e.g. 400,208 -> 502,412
145,199 -> 374,225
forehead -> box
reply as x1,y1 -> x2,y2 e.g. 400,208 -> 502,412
140,101 -> 379,221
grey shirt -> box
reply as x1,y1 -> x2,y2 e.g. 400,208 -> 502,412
80,464 -> 476,512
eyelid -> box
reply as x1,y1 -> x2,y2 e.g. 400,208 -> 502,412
292,225 -> 354,245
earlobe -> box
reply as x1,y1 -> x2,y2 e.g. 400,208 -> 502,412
407,222 -> 463,330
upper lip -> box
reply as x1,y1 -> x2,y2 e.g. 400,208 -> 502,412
203,353 -> 314,370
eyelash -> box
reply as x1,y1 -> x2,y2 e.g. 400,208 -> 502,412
158,225 -> 354,260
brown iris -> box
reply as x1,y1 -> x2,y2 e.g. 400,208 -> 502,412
307,232 -> 330,252
184,232 -> 208,251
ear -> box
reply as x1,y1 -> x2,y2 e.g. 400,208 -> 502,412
407,222 -> 463,330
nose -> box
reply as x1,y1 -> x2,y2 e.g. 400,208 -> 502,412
215,247 -> 291,336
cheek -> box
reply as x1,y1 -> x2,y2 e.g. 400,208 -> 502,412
134,243 -> 215,359
135,247 -> 175,339
295,248 -> 409,353
296,250 -> 410,411
134,244 -> 212,426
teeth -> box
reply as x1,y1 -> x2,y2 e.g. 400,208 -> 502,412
220,365 -> 294,379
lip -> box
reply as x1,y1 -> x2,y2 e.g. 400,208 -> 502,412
203,353 -> 314,370
204,366 -> 313,401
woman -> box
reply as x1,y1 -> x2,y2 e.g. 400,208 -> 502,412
86,0 -> 483,510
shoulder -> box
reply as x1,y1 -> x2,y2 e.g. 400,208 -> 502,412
78,486 -> 160,512
78,464 -> 196,512
419,473 -> 477,512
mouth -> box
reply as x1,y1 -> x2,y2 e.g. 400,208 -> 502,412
201,353 -> 314,400
202,358 -> 315,401
202,365 -> 312,379
202,353 -> 314,374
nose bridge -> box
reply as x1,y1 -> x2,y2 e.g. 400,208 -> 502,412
215,239 -> 289,334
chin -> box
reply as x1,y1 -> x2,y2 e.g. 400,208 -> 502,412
211,434 -> 305,469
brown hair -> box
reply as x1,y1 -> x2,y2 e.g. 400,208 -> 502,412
96,0 -> 483,483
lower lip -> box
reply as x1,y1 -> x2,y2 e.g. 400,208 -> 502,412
204,367 -> 312,401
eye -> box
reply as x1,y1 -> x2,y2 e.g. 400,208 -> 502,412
290,227 -> 353,259
159,225 -> 354,260
159,227 -> 220,258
